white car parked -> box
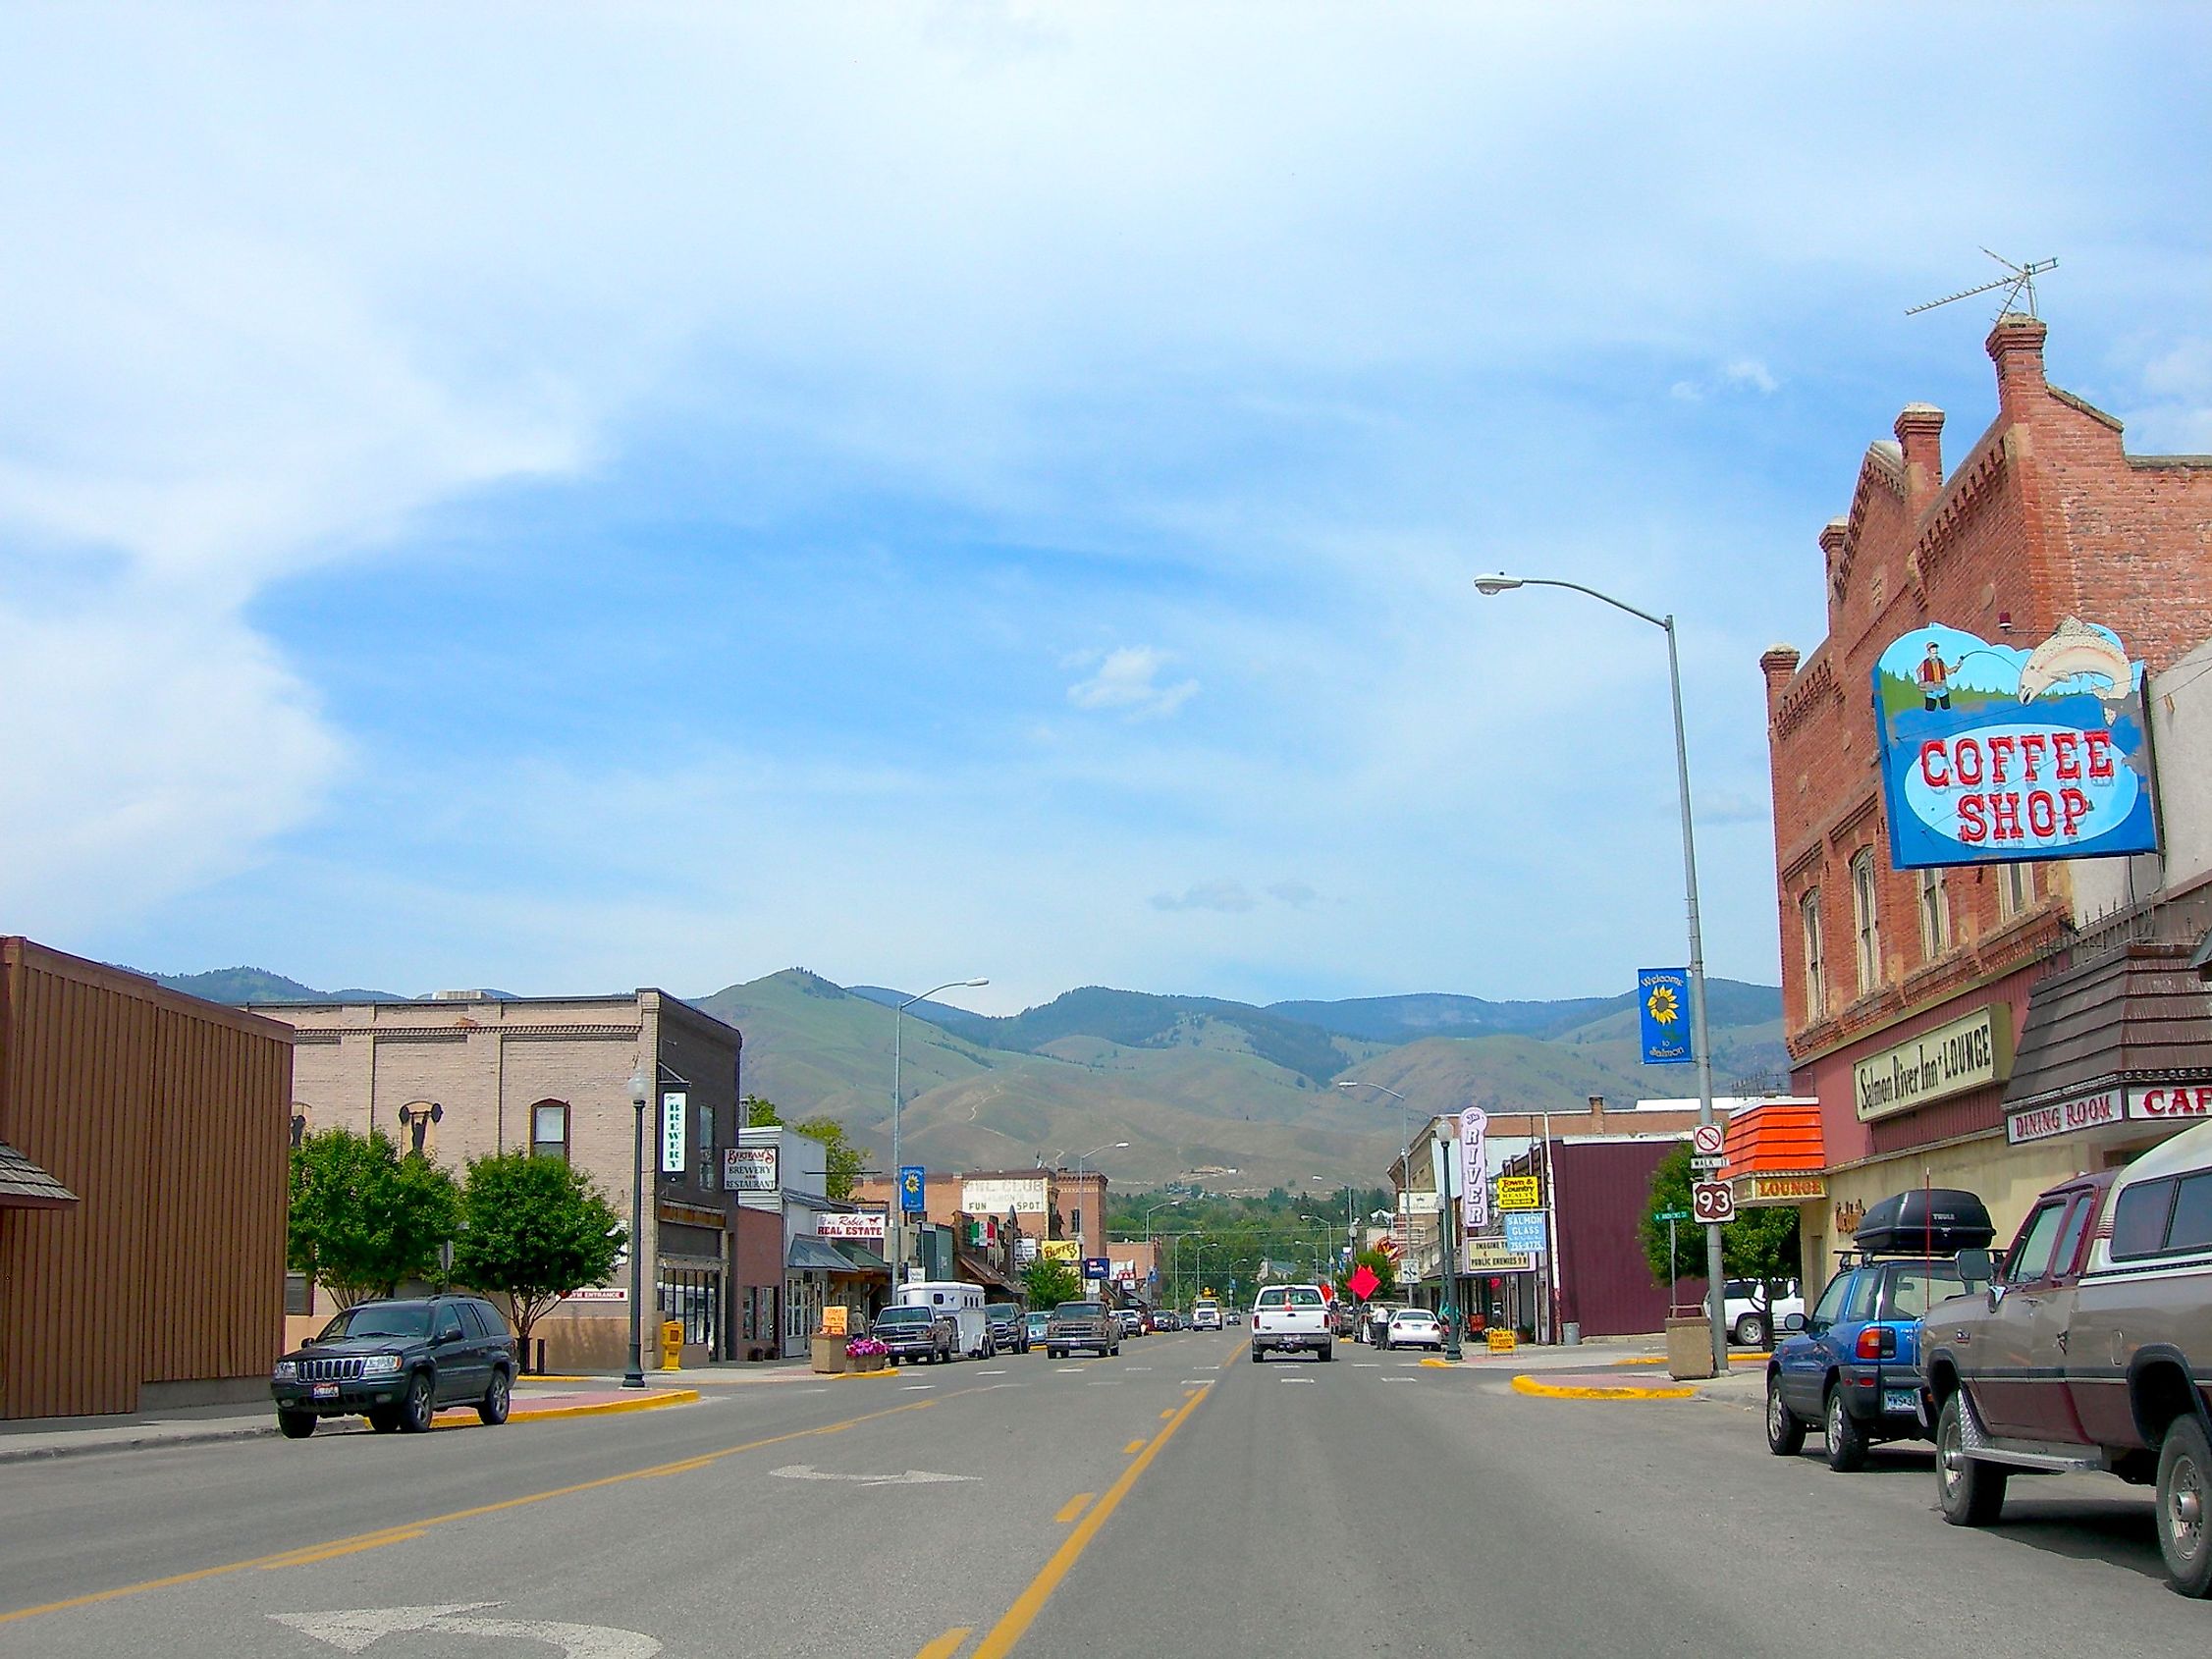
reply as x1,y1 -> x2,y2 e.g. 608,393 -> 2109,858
1706,1278 -> 1803,1348
1383,1308 -> 1444,1351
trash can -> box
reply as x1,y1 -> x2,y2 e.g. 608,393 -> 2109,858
1665,1316 -> 1717,1379
1562,1321 -> 1582,1346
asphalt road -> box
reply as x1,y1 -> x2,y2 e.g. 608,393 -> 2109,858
4,1330 -> 2210,1657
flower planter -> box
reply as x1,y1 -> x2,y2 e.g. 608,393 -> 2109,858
845,1355 -> 888,1373
809,1334 -> 848,1374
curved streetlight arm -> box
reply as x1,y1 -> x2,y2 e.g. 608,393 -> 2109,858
1475,572 -> 1669,633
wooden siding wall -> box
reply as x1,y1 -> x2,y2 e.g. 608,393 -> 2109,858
0,941 -> 292,1418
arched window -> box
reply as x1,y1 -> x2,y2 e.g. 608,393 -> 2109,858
1851,849 -> 1882,996
530,1098 -> 570,1162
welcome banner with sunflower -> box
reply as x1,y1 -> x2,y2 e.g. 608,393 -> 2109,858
1637,967 -> 1692,1065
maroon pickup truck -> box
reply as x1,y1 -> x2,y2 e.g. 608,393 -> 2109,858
1919,1121 -> 2212,1597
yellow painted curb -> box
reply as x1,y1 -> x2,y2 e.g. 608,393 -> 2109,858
828,1366 -> 902,1381
499,1389 -> 700,1424
1510,1373 -> 1696,1402
1419,1358 -> 1454,1368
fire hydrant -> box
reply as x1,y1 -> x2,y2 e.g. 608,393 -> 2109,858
660,1319 -> 684,1371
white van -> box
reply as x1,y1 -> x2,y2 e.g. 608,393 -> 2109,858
895,1281 -> 992,1359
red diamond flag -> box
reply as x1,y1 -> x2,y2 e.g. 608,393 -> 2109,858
1347,1263 -> 1379,1302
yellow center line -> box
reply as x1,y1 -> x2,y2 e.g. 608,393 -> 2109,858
971,1381 -> 1211,1659
0,1388 -> 984,1627
1052,1492 -> 1094,1525
1123,1438 -> 1147,1454
259,1530 -> 424,1569
915,1627 -> 972,1659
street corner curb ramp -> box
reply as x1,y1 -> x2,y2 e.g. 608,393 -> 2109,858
1510,1371 -> 1698,1402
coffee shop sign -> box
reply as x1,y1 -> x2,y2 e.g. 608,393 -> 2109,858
1854,1005 -> 2011,1122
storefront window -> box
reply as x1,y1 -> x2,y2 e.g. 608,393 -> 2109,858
1851,850 -> 1881,995
1800,889 -> 1826,1022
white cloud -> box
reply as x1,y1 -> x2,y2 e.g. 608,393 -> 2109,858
1152,880 -> 1258,914
1671,357 -> 1779,402
1066,647 -> 1200,719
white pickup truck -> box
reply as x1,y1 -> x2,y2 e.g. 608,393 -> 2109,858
1250,1285 -> 1334,1363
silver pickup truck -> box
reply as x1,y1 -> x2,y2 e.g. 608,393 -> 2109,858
1251,1285 -> 1334,1363
1919,1120 -> 2212,1596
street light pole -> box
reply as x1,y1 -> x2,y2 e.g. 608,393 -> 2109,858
623,1064 -> 650,1388
1071,1141 -> 1129,1260
890,978 -> 989,1294
1476,572 -> 1729,1374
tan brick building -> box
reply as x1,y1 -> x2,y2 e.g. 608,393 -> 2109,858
270,989 -> 748,1374
1754,315 -> 2212,1270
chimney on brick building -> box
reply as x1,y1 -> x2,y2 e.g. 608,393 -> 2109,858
1987,313 -> 2048,419
1587,1094 -> 1605,1128
1894,403 -> 1945,508
1759,643 -> 1802,713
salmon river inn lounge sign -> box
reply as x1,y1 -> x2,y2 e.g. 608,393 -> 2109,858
1854,1005 -> 2013,1123
1871,618 -> 2156,870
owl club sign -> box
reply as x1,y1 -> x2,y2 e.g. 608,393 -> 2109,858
1871,618 -> 2156,869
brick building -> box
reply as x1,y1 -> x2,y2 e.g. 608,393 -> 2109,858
270,989 -> 755,1373
1750,315 -> 2212,1270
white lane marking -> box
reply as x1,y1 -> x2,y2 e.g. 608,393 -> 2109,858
1126,1366 -> 1153,1371
1380,1377 -> 1418,1383
1277,1377 -> 1316,1384
899,1384 -> 937,1391
980,1369 -> 1007,1375
1055,1367 -> 1084,1373
1353,1364 -> 1380,1369
273,1604 -> 661,1655
1086,1381 -> 1121,1387
770,1465 -> 980,1486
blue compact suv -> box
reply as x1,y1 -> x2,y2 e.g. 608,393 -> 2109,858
1766,1189 -> 1995,1472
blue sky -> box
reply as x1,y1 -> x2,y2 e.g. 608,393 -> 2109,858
2,5 -> 2207,1015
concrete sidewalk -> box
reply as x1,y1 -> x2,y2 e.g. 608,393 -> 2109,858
0,1379 -> 700,1465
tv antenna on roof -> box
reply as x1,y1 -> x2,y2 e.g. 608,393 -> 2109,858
1906,249 -> 2058,320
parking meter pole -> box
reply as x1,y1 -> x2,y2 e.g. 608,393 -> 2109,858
1668,1216 -> 1677,1316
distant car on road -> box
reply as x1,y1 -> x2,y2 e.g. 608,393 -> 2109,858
271,1294 -> 515,1438
872,1305 -> 956,1365
1384,1308 -> 1445,1351
1115,1308 -> 1146,1338
985,1302 -> 1030,1355
1250,1285 -> 1333,1363
1023,1310 -> 1052,1347
1363,1303 -> 1403,1346
1192,1300 -> 1222,1331
1047,1301 -> 1120,1359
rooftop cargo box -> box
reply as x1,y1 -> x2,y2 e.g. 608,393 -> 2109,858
1852,1188 -> 1995,1257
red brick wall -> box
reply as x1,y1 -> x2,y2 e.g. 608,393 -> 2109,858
1763,318 -> 2212,1127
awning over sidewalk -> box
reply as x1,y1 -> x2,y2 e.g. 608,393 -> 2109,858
0,1141 -> 77,1209
1719,1098 -> 1825,1205
786,1237 -> 856,1273
828,1240 -> 890,1277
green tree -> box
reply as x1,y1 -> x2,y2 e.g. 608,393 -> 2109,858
1640,1143 -> 1804,1320
1023,1258 -> 1083,1310
743,1095 -> 783,1128
733,1097 -> 861,1200
452,1151 -> 627,1369
288,1128 -> 459,1308
793,1119 -> 864,1201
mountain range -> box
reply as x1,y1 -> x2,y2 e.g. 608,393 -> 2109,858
146,963 -> 1783,1193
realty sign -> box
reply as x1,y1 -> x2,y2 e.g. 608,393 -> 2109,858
1871,619 -> 2155,869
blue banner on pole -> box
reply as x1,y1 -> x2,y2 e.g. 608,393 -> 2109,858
898,1166 -> 926,1213
1638,968 -> 1692,1065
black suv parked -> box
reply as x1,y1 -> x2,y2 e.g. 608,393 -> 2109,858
272,1295 -> 518,1438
